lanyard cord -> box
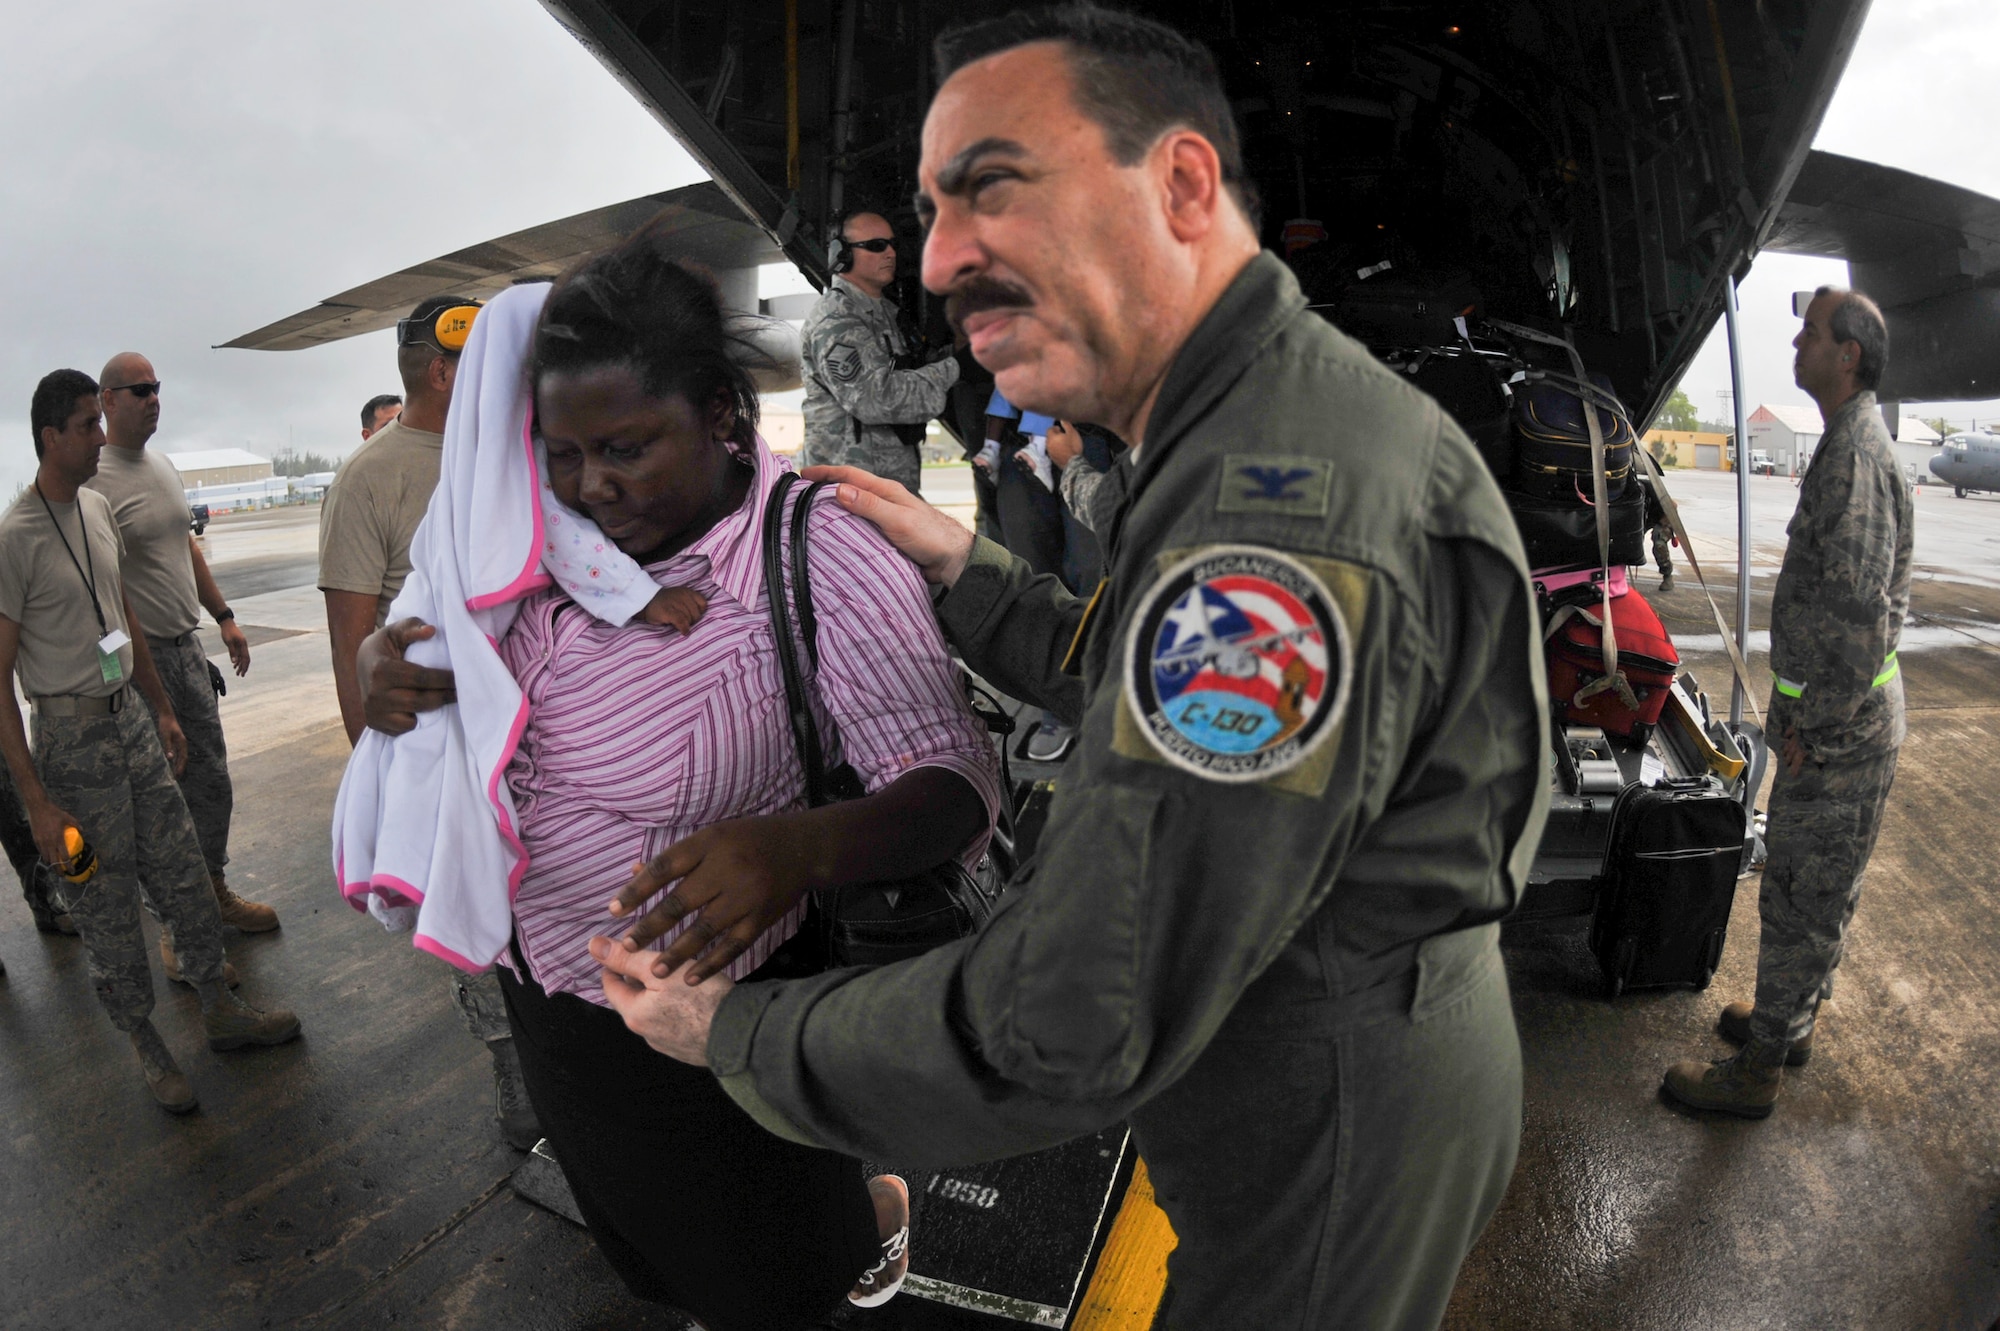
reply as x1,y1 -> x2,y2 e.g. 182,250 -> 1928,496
34,483 -> 108,637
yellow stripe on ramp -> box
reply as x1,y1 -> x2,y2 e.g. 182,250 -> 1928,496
1070,1158 -> 1177,1330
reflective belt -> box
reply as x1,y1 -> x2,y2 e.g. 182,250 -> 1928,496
1773,651 -> 1899,698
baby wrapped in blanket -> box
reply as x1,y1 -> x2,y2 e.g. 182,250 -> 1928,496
331,281 -> 795,969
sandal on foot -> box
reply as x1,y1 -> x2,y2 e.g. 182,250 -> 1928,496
849,1174 -> 910,1307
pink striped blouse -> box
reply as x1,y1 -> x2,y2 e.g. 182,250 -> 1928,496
497,444 -> 1000,1003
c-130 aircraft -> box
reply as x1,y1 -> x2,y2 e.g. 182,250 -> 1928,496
222,2 -> 2000,1324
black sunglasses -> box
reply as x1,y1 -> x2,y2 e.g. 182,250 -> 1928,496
108,381 -> 161,400
849,238 -> 895,253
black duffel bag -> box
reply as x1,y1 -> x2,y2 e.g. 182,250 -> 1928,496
1509,371 -> 1637,502
1505,484 -> 1648,568
762,471 -> 1000,967
1326,266 -> 1483,350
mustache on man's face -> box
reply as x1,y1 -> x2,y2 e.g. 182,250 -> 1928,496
946,278 -> 1033,334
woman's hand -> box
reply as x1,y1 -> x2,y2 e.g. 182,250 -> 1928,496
606,815 -> 819,984
359,618 -> 457,735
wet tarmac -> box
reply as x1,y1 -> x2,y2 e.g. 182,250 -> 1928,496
1,491 -> 1997,1329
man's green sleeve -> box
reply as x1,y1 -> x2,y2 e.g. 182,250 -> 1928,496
936,535 -> 1088,724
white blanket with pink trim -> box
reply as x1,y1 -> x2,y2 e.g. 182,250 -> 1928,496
330,281 -> 635,971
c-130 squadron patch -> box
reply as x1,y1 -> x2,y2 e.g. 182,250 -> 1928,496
1124,545 -> 1351,783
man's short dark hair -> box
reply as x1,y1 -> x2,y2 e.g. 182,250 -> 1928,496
30,369 -> 98,460
361,393 -> 403,429
934,3 -> 1260,228
408,293 -> 475,326
1814,285 -> 1890,391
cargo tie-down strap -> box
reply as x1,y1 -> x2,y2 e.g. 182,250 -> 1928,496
1486,315 -> 1764,726
1633,446 -> 1763,725
1488,317 -> 1625,706
1772,652 -> 1899,699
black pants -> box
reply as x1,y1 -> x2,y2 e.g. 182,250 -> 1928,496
994,437 -> 1069,585
497,946 -> 879,1331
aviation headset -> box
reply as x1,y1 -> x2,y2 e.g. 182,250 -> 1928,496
395,298 -> 484,354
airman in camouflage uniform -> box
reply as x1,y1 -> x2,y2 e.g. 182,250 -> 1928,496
90,352 -> 280,987
799,211 -> 960,492
1667,290 -> 1912,1118
1,369 -> 300,1114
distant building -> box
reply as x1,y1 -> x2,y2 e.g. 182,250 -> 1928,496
291,470 -> 339,500
1891,418 -> 1941,486
163,448 -> 275,488
1746,404 -> 1823,477
162,448 -> 285,514
1643,429 -> 1732,471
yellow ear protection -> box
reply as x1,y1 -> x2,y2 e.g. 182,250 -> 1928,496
396,301 -> 483,354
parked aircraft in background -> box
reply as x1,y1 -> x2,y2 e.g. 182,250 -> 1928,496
1931,432 -> 2000,497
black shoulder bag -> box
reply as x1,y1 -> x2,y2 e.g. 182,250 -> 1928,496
761,471 -> 998,967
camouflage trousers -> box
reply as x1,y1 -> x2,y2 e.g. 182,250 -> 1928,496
33,699 -> 225,1030
450,967 -> 512,1044
1749,742 -> 1900,1049
1650,524 -> 1674,579
140,633 -> 233,874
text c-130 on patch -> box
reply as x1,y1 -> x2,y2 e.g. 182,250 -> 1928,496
1124,545 -> 1351,783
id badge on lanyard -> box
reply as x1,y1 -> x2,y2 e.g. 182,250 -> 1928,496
98,630 -> 129,685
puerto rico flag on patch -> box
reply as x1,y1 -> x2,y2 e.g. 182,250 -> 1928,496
1125,546 -> 1351,782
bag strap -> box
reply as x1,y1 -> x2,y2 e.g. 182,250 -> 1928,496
790,474 -> 826,672
1636,448 -> 1764,724
1552,333 -> 1622,708
761,472 -> 835,807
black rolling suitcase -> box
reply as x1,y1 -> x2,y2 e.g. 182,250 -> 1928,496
1590,776 -> 1748,996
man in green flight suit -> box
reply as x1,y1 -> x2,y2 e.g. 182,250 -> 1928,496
364,6 -> 1549,1325
1664,287 -> 1912,1118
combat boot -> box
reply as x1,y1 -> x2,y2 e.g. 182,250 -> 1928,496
1658,574 -> 1675,593
1663,1049 -> 1783,1119
490,1038 -> 542,1150
1716,1000 -> 1811,1066
203,989 -> 301,1051
132,1020 -> 197,1114
212,872 -> 279,933
158,931 -> 239,988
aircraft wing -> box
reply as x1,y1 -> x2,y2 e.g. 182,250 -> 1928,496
1765,149 -> 2000,293
218,180 -> 781,351
1764,149 -> 2000,402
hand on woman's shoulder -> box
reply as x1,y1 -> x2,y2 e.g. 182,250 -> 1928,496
796,481 -> 932,607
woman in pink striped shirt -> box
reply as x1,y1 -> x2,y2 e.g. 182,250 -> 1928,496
361,228 -> 999,1331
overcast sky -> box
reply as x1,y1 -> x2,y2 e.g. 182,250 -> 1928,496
3,0 -> 1996,502
0,1 -> 701,498
1660,0 -> 2000,434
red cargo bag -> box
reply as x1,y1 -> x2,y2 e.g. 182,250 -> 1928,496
1547,585 -> 1679,738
